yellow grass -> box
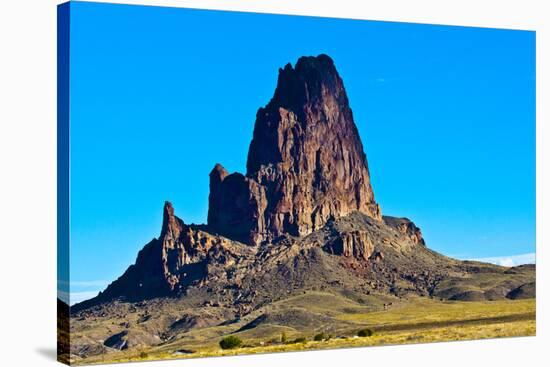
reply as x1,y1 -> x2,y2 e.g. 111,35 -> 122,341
338,297 -> 535,325
77,298 -> 535,365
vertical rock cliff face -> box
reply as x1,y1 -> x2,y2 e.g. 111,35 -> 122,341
324,230 -> 375,261
208,165 -> 268,245
208,54 -> 381,244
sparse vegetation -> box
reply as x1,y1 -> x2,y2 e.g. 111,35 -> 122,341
280,331 -> 287,343
284,336 -> 307,344
219,335 -> 243,350
70,294 -> 536,365
357,328 -> 374,337
78,318 -> 535,364
314,332 -> 329,341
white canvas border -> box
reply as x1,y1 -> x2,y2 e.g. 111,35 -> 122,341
0,0 -> 547,366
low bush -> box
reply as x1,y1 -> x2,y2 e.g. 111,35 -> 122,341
314,332 -> 328,341
357,328 -> 374,337
219,335 -> 243,350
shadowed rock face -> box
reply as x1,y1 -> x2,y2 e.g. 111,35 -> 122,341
208,54 -> 381,245
324,230 -> 374,261
208,166 -> 268,245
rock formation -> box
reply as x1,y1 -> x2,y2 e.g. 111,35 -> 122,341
383,216 -> 425,246
207,165 -> 268,245
72,54 -> 534,318
70,55 -> 441,311
75,202 -> 236,307
324,230 -> 374,261
208,54 -> 381,245
70,56 -> 535,360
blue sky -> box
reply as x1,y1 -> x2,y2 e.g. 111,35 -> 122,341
64,1 -> 535,304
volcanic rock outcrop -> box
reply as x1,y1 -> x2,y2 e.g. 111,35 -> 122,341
75,202 -> 245,308
72,54 -> 535,317
69,56 -> 536,362
75,54 -> 384,310
208,54 -> 381,245
383,216 -> 425,246
324,229 -> 374,261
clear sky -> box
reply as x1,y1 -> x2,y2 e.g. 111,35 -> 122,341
65,1 -> 535,303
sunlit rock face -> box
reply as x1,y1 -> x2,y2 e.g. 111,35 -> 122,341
209,54 -> 381,245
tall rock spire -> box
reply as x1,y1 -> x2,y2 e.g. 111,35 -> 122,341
208,55 -> 381,244
161,201 -> 183,240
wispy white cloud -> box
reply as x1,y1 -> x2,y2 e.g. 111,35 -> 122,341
58,279 -> 109,288
465,252 -> 536,267
371,76 -> 400,83
69,291 -> 101,305
71,280 -> 110,288
57,279 -> 109,305
57,290 -> 100,306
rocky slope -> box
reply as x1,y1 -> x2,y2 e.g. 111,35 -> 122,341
70,54 -> 535,360
70,204 -> 535,359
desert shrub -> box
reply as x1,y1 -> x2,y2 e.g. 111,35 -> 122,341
357,328 -> 374,337
314,332 -> 328,341
292,337 -> 307,344
219,335 -> 243,350
280,332 -> 288,343
139,351 -> 148,359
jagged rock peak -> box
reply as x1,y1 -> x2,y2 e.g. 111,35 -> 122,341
208,54 -> 381,245
75,202 -> 230,307
161,201 -> 184,240
247,54 -> 352,175
210,163 -> 229,182
266,54 -> 347,117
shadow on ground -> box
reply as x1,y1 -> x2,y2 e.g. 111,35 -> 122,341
36,347 -> 57,361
